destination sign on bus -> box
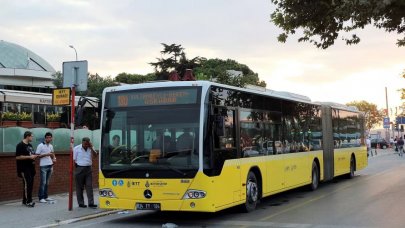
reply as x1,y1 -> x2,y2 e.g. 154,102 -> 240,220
109,88 -> 198,107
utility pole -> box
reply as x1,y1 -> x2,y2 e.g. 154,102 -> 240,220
386,87 -> 390,142
67,45 -> 78,211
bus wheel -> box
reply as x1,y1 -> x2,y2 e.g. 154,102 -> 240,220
347,156 -> 355,179
309,162 -> 319,191
243,171 -> 258,212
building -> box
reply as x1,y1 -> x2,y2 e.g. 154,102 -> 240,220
0,40 -> 55,92
0,41 -> 99,202
0,40 -> 99,129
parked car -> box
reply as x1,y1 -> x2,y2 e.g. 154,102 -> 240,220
370,138 -> 389,149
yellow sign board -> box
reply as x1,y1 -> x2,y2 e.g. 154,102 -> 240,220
52,88 -> 71,106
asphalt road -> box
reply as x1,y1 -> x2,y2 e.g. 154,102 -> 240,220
63,150 -> 405,228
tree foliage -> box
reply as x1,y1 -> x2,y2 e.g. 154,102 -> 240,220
52,71 -> 116,100
115,72 -> 157,84
346,100 -> 383,130
194,58 -> 267,88
399,70 -> 405,110
149,43 -> 203,80
77,73 -> 116,100
271,0 -> 405,49
52,71 -> 63,88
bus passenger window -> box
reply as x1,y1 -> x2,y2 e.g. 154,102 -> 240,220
212,108 -> 237,171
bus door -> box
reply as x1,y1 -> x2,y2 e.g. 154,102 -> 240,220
212,107 -> 241,205
263,122 -> 285,193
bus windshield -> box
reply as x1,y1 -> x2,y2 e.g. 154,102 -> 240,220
100,87 -> 201,178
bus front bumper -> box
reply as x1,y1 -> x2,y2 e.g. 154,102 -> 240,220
99,197 -> 216,212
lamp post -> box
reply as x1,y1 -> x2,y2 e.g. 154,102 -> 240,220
69,45 -> 78,61
67,45 -> 77,211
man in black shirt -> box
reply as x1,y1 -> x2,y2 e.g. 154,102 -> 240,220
398,136 -> 404,157
16,131 -> 38,207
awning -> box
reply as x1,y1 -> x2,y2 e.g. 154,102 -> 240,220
0,89 -> 98,108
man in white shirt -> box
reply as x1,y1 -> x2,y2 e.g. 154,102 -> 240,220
366,137 -> 372,157
36,132 -> 56,203
74,137 -> 98,208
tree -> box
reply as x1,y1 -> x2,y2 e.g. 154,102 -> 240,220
115,72 -> 157,84
399,70 -> 405,111
194,58 -> 267,87
52,71 -> 63,88
52,71 -> 116,99
149,43 -> 203,80
271,0 -> 405,49
346,100 -> 383,131
77,73 -> 116,100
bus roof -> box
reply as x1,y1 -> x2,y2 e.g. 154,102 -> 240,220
102,81 -> 358,112
103,81 -> 314,104
314,101 -> 360,113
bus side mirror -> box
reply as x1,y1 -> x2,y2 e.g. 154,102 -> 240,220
104,109 -> 115,132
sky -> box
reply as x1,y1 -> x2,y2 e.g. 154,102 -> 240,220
1,0 -> 404,114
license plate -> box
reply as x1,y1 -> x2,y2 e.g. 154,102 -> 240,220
135,203 -> 161,210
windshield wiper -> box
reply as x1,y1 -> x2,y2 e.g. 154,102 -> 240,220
155,163 -> 187,176
105,167 -> 140,177
105,163 -> 188,177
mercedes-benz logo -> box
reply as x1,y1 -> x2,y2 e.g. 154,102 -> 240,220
144,189 -> 152,199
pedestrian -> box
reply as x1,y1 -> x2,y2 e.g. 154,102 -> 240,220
397,136 -> 404,157
394,136 -> 398,152
390,137 -> 394,148
36,132 -> 57,203
73,137 -> 98,208
366,137 -> 372,157
16,131 -> 38,207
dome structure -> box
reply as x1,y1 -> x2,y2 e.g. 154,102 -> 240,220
0,40 -> 56,88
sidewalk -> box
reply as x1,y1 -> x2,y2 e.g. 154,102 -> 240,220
368,147 -> 396,158
0,190 -> 119,228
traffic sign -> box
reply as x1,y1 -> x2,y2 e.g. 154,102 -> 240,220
383,117 -> 390,129
396,116 -> 405,124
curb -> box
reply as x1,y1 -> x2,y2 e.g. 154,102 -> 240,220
33,209 -> 123,228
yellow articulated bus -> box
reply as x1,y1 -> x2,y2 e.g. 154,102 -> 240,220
98,81 -> 367,212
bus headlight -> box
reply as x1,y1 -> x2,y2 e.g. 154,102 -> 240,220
99,188 -> 116,198
183,190 -> 206,199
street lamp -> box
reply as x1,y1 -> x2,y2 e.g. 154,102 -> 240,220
67,44 -> 78,211
68,45 -> 78,61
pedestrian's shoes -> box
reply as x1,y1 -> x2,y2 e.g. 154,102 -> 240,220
26,202 -> 35,207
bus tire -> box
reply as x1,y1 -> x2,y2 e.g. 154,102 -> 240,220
309,161 -> 319,191
347,156 -> 355,179
243,171 -> 259,212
